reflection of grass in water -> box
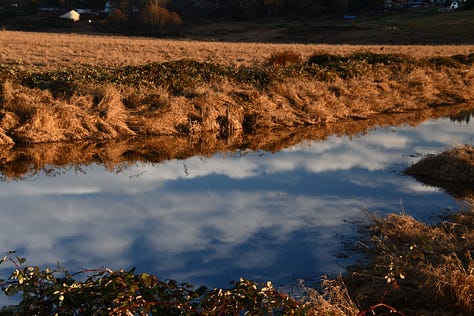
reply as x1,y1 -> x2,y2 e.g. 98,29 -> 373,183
0,104 -> 472,181
450,109 -> 474,124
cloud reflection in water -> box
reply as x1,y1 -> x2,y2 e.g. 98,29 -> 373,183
0,118 -> 472,293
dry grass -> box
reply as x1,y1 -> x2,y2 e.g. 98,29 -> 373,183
1,31 -> 474,147
1,64 -> 473,146
347,209 -> 474,315
406,145 -> 474,183
1,31 -> 474,72
0,103 -> 471,181
299,276 -> 361,316
405,145 -> 474,201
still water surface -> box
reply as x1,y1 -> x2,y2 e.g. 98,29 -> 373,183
0,117 -> 472,300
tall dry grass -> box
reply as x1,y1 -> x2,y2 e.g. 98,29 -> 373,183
1,57 -> 474,146
348,210 -> 474,315
1,30 -> 474,146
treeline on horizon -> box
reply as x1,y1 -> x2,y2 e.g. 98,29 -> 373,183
5,0 -> 474,35
15,0 -> 474,21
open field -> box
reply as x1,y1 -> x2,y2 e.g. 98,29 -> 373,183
184,9 -> 474,45
1,30 -> 474,72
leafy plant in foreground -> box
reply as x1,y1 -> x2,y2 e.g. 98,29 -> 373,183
0,251 -> 203,315
0,252 -> 312,315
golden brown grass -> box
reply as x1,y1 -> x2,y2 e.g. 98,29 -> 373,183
1,31 -> 474,147
1,30 -> 474,71
406,145 -> 474,182
347,209 -> 474,315
405,145 -> 474,201
1,65 -> 473,146
299,276 -> 361,316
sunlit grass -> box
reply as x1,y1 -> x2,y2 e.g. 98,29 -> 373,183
1,30 -> 474,72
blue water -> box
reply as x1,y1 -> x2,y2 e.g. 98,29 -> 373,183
0,117 -> 472,305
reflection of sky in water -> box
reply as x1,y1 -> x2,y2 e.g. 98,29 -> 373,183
0,118 -> 472,301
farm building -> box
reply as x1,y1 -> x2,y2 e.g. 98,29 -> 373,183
384,0 -> 424,8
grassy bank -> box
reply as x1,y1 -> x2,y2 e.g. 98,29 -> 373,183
1,44 -> 474,146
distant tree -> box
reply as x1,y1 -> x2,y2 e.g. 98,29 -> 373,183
137,1 -> 182,34
109,7 -> 127,22
239,0 -> 258,19
263,0 -> 281,16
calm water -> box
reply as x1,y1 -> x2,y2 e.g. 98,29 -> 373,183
0,117 -> 472,303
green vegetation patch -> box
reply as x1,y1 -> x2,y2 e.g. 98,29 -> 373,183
0,252 -> 311,315
3,52 -> 473,98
